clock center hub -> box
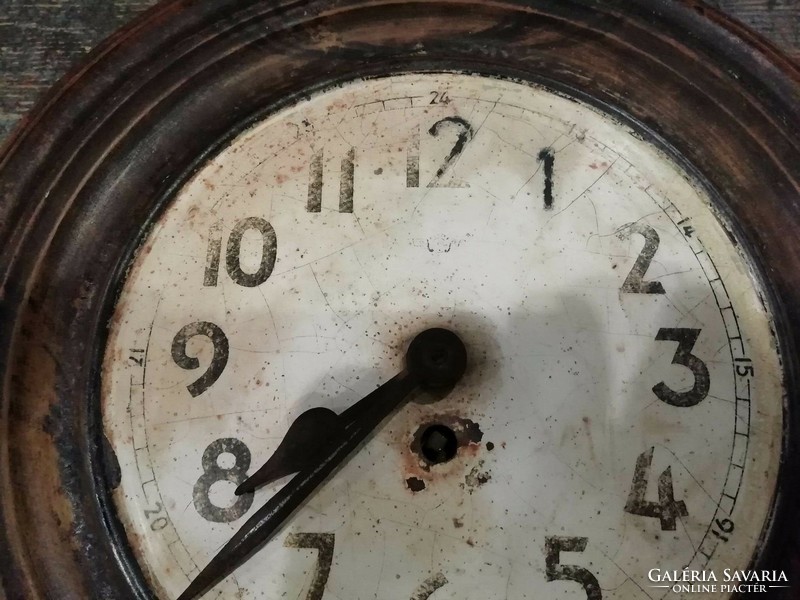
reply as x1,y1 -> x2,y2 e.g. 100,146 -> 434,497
419,424 -> 459,464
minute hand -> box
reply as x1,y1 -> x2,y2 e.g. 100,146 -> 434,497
177,327 -> 467,600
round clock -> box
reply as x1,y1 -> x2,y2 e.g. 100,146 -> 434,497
1,1 -> 799,599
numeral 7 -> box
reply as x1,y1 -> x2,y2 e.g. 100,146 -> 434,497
285,533 -> 335,600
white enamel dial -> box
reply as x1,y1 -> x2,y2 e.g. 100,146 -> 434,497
102,73 -> 784,600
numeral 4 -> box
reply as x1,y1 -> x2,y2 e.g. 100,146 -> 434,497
624,447 -> 688,531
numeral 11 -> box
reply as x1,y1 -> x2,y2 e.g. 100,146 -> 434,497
307,148 -> 355,213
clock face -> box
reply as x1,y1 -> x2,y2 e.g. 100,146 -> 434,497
101,73 -> 783,600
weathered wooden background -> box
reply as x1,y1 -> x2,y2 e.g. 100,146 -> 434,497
0,0 -> 798,142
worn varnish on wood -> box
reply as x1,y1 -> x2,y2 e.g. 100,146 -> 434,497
0,0 -> 798,141
1,0 -> 799,597
0,0 -> 153,139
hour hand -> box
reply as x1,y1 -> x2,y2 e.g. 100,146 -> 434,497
178,328 -> 467,600
237,329 -> 467,495
235,407 -> 343,495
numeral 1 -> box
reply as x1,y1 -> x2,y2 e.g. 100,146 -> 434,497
307,150 -> 324,213
537,147 -> 555,210
339,147 -> 355,213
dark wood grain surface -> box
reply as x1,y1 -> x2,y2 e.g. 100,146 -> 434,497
0,0 -> 798,142
713,0 -> 800,56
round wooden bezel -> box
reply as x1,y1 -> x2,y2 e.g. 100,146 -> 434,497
1,1 -> 799,598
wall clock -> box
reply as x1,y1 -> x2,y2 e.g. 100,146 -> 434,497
1,1 -> 800,599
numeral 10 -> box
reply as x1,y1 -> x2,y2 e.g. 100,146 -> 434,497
204,217 -> 277,287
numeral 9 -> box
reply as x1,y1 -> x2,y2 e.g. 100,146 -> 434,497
171,321 -> 229,397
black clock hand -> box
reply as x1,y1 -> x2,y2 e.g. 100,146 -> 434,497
177,328 -> 467,600
235,327 -> 466,495
233,406 -> 343,495
234,380 -> 394,495
179,373 -> 415,600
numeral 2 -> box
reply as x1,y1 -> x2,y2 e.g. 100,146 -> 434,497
620,222 -> 666,294
624,447 -> 688,531
545,536 -> 602,599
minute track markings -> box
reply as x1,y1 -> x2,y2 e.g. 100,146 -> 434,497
629,194 -> 753,570
127,298 -> 207,583
603,170 -> 754,570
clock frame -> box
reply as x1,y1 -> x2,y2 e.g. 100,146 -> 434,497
1,1 -> 799,598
